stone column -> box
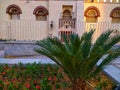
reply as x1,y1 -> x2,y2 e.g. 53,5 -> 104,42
76,0 -> 85,37
48,0 -> 61,37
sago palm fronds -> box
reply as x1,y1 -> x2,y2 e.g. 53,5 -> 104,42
35,30 -> 120,90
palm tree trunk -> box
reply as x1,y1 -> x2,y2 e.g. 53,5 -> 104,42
72,79 -> 86,90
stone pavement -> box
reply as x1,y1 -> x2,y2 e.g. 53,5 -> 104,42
0,55 -> 120,84
107,58 -> 120,84
97,57 -> 120,84
111,58 -> 120,69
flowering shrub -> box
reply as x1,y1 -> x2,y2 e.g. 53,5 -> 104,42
36,85 -> 40,90
25,83 -> 31,89
0,63 -> 114,90
0,80 -> 4,90
0,63 -> 70,90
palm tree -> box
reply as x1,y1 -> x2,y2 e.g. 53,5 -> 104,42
35,30 -> 120,90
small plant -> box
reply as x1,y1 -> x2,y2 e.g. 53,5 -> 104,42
40,77 -> 52,90
0,80 -> 4,90
95,81 -> 108,90
8,83 -> 15,90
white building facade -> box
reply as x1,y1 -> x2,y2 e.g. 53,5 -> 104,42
0,0 -> 120,41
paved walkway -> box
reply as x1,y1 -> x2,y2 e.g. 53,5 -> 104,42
0,55 -> 120,84
0,56 -> 55,64
107,58 -> 120,84
97,57 -> 120,84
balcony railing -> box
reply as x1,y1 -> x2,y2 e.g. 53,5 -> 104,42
59,18 -> 76,29
58,31 -> 73,42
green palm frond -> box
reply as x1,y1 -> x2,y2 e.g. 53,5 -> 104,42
85,30 -> 118,74
89,47 -> 120,78
35,29 -> 120,83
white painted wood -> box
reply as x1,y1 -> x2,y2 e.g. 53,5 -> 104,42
4,20 -> 48,40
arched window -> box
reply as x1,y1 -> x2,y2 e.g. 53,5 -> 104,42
33,6 -> 49,21
84,6 -> 100,23
6,4 -> 22,20
62,10 -> 72,19
110,7 -> 120,23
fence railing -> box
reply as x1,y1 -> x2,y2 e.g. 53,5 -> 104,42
0,20 -> 48,40
59,18 -> 76,29
0,20 -> 120,41
85,22 -> 120,41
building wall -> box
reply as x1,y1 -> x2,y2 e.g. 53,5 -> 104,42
48,0 -> 84,37
0,0 -> 84,40
0,0 -> 49,40
84,3 -> 120,22
0,0 -> 48,20
0,0 -> 119,41
84,2 -> 120,41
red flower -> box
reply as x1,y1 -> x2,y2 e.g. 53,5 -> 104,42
34,80 -> 37,85
48,77 -> 52,81
25,83 -> 31,89
2,71 -> 6,75
11,79 -> 16,83
53,76 -> 57,81
36,85 -> 40,90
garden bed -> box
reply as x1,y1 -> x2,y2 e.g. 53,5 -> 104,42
0,63 -> 114,90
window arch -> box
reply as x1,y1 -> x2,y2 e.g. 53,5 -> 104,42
84,6 -> 100,23
110,7 -> 120,23
62,10 -> 72,19
6,4 -> 22,20
33,6 -> 49,21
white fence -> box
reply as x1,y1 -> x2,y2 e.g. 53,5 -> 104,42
0,20 -> 48,40
85,22 -> 120,41
0,20 -> 120,41
0,21 -> 6,39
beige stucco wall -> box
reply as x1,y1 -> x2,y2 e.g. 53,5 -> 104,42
0,0 -> 49,40
84,2 -> 120,41
0,0 -> 48,20
0,0 -> 119,40
84,3 -> 120,22
0,0 -> 84,40
48,0 -> 84,37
